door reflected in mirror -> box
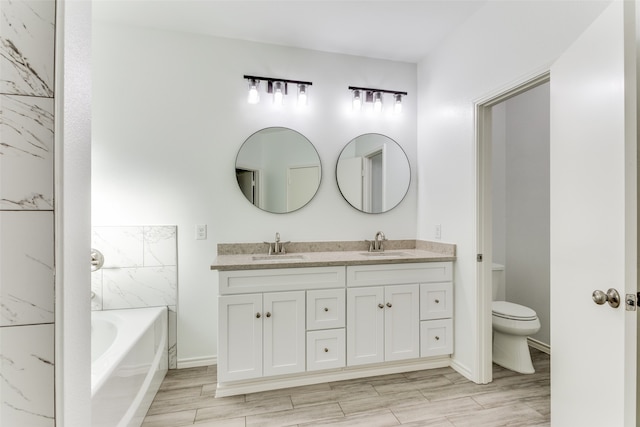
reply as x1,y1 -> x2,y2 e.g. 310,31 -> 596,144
336,133 -> 410,213
236,127 -> 321,214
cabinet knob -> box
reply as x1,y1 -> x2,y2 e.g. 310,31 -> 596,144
324,307 -> 329,312
435,336 -> 440,341
324,348 -> 329,353
378,303 -> 384,309
386,302 -> 392,308
266,312 -> 272,318
435,299 -> 440,304
256,313 -> 261,319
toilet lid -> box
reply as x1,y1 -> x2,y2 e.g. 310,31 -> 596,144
492,301 -> 537,320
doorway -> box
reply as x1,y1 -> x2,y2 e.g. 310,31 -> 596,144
476,72 -> 550,383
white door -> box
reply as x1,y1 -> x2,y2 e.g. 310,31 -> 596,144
347,287 -> 384,366
263,291 -> 306,376
550,2 -> 636,425
384,284 -> 420,361
218,294 -> 263,382
287,165 -> 320,211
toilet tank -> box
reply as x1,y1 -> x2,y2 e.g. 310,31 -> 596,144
492,263 -> 505,301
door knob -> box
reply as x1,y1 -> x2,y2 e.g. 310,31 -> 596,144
592,288 -> 621,308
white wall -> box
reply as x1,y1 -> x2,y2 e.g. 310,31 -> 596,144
492,83 -> 550,346
416,0 -> 609,379
92,22 -> 418,365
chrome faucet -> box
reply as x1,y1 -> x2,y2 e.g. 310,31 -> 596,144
368,231 -> 387,252
265,232 -> 290,255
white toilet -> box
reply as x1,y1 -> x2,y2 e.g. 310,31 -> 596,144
491,264 -> 541,374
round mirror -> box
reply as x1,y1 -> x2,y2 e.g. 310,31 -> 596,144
235,127 -> 321,214
336,133 -> 410,213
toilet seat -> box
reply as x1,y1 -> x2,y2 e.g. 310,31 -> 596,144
492,301 -> 537,321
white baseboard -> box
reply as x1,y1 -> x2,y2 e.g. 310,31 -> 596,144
528,338 -> 550,355
177,356 -> 217,369
449,358 -> 474,382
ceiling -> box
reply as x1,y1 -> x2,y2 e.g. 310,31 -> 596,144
92,0 -> 489,63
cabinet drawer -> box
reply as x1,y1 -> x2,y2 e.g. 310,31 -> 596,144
307,329 -> 346,371
219,266 -> 345,294
420,282 -> 453,320
307,289 -> 345,330
420,319 -> 453,357
347,262 -> 452,287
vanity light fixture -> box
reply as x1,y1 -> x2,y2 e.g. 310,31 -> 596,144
244,75 -> 313,107
348,86 -> 408,114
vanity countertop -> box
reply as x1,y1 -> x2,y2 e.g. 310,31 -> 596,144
210,240 -> 456,271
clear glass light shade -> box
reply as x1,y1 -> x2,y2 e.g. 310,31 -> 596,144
373,92 -> 383,113
247,79 -> 260,104
352,89 -> 362,111
273,81 -> 284,105
297,84 -> 308,107
394,94 -> 403,114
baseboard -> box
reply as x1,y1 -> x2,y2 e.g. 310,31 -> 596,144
528,338 -> 550,355
449,358 -> 474,382
177,355 -> 217,369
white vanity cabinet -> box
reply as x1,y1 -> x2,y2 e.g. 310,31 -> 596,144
346,262 -> 453,366
218,291 -> 305,382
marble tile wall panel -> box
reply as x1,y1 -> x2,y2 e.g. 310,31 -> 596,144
0,323 -> 55,427
0,95 -> 54,209
0,0 -> 55,97
92,226 -> 144,268
91,270 -> 103,311
101,266 -> 177,310
143,226 -> 178,267
0,211 -> 54,326
168,305 -> 177,369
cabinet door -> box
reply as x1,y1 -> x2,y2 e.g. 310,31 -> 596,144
263,291 -> 306,376
384,284 -> 420,361
347,287 -> 384,366
218,294 -> 263,382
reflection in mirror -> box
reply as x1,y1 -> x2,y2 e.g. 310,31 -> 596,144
236,127 -> 321,214
336,133 -> 410,213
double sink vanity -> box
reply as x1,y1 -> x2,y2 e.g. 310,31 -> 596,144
211,236 -> 456,397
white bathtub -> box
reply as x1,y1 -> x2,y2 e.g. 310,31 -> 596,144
92,307 -> 168,427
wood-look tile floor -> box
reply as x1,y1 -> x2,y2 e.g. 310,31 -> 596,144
142,348 -> 549,427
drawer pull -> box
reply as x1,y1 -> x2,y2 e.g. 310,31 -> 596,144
435,336 -> 440,341
378,303 -> 384,309
324,307 -> 329,312
266,312 -> 272,318
256,313 -> 261,318
386,302 -> 392,308
435,299 -> 440,304
324,348 -> 329,353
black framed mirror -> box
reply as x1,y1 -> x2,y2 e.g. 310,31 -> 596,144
336,133 -> 410,213
235,127 -> 321,214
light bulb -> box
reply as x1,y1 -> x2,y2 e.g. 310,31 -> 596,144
394,94 -> 403,114
373,92 -> 383,113
352,89 -> 362,111
247,79 -> 260,104
297,84 -> 308,107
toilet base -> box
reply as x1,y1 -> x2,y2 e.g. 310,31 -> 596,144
492,331 -> 535,374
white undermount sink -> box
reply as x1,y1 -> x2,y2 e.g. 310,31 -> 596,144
251,254 -> 306,262
360,251 -> 412,258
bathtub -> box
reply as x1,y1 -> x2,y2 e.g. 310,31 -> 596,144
92,307 -> 168,427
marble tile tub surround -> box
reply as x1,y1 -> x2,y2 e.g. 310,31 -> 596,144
0,1 -> 57,426
92,225 -> 178,368
218,239 -> 456,256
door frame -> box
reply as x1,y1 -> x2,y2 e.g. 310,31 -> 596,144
474,70 -> 550,384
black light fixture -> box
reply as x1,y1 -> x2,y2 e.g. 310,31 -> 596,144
244,75 -> 313,107
348,86 -> 408,113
